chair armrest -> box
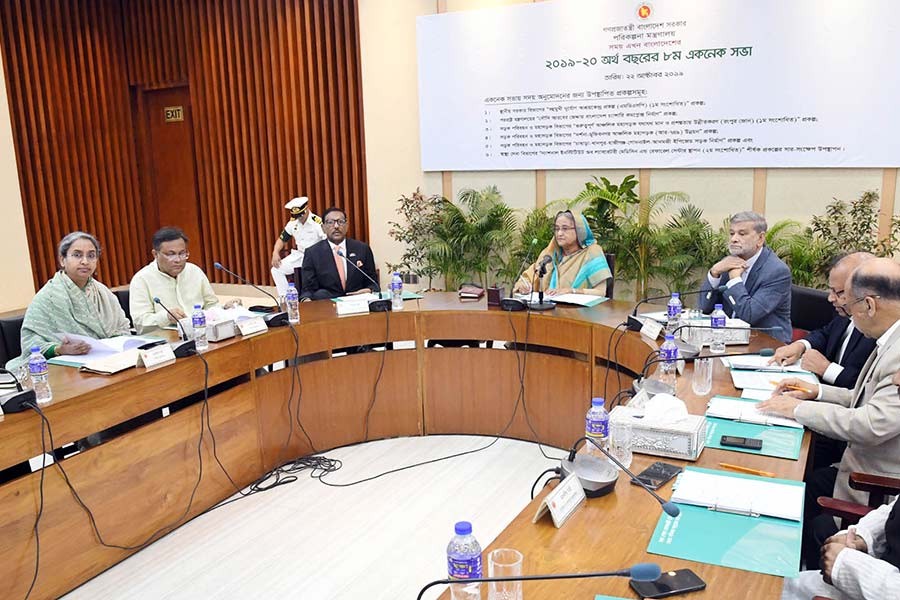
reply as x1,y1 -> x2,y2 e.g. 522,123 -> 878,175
817,496 -> 874,523
849,472 -> 900,496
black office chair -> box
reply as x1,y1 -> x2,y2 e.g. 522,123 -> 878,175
112,287 -> 133,329
790,284 -> 834,339
0,315 -> 24,363
0,323 -> 7,367
604,252 -> 616,300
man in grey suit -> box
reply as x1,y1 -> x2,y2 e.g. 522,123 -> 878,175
761,258 -> 900,568
698,211 -> 793,343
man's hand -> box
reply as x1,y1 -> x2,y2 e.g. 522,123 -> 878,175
710,256 -> 747,278
770,377 -> 819,399
892,368 -> 900,387
801,349 -> 831,377
346,288 -> 373,296
271,254 -> 282,269
757,394 -> 803,418
223,299 -> 242,309
769,343 -> 804,366
57,336 -> 91,356
513,280 -> 532,294
169,307 -> 187,323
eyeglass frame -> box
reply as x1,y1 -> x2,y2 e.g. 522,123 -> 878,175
323,218 -> 347,227
66,251 -> 99,261
845,294 -> 881,312
158,250 -> 190,261
552,225 -> 576,233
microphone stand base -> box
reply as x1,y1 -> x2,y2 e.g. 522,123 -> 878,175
625,315 -> 645,332
264,312 -> 290,327
499,298 -> 527,311
367,299 -> 392,312
527,301 -> 556,311
632,377 -> 676,397
559,454 -> 619,498
171,340 -> 197,359
0,389 -> 36,413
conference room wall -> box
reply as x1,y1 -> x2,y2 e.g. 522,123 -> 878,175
0,55 -> 33,312
359,0 -> 899,291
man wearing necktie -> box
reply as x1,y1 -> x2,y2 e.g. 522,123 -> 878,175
299,207 -> 379,301
698,211 -> 793,343
761,258 -> 900,569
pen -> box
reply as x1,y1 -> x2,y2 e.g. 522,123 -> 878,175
718,462 -> 775,478
770,380 -> 813,394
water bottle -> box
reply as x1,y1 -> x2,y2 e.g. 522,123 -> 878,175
390,272 -> 404,311
666,292 -> 683,334
285,283 -> 300,324
710,303 -> 727,354
28,346 -> 52,404
584,397 -> 609,457
658,334 -> 679,389
191,304 -> 209,352
447,521 -> 482,600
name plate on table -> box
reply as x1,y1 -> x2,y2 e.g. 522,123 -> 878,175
137,344 -> 177,369
237,316 -> 268,337
532,472 -> 586,529
335,298 -> 369,316
640,318 -> 663,340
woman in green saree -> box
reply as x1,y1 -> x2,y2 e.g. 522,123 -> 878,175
514,210 -> 611,297
6,232 -> 131,370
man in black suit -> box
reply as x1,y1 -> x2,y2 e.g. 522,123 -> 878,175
300,207 -> 379,301
769,251 -> 877,468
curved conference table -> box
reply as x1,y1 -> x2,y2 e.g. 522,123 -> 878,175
0,293 -> 807,599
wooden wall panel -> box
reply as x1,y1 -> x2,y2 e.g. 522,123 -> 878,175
0,0 -> 368,288
0,0 -> 146,288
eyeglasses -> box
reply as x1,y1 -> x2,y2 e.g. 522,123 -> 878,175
160,251 -> 190,261
553,226 -> 576,233
68,251 -> 98,261
846,295 -> 880,310
324,218 -> 347,227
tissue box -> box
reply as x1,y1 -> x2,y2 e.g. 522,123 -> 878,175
678,317 -> 751,347
609,405 -> 706,461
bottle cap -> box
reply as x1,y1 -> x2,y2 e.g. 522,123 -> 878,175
591,397 -> 605,407
288,282 -> 296,288
31,346 -> 40,353
194,304 -> 202,309
454,521 -> 472,536
714,303 -> 723,310
672,292 -> 680,298
664,334 -> 675,341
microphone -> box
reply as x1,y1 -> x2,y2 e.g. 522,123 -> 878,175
501,238 -> 539,312
529,255 -> 556,312
626,288 -> 722,331
335,250 -> 390,312
214,262 -> 289,326
671,323 -> 783,338
0,367 -> 36,413
634,348 -> 776,396
561,436 -> 681,516
153,297 -> 197,358
415,562 -> 661,600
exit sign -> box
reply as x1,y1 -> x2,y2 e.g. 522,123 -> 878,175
164,106 -> 184,122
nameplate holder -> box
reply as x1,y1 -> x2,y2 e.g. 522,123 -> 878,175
336,298 -> 370,316
532,472 -> 586,529
137,344 -> 177,369
640,319 -> 663,340
237,316 -> 268,337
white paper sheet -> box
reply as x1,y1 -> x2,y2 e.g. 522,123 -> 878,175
672,469 -> 804,521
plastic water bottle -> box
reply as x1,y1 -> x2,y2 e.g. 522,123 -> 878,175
585,397 -> 609,457
658,334 -> 679,389
28,346 -> 52,404
191,304 -> 209,352
710,303 -> 727,354
447,521 -> 482,600
390,272 -> 404,311
666,292 -> 683,334
285,283 -> 300,324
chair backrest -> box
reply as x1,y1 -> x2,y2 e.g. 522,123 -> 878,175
604,253 -> 616,299
0,315 -> 25,364
112,288 -> 133,328
790,284 -> 834,334
0,322 -> 7,367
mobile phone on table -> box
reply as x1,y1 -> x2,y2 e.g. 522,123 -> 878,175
720,435 -> 763,450
630,568 -> 706,598
631,461 -> 682,490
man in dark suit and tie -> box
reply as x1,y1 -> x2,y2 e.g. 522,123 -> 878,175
300,207 -> 379,301
770,252 -> 878,469
698,211 -> 793,343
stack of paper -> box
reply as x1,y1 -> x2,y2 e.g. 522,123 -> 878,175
48,333 -> 162,368
722,354 -> 812,373
730,369 -> 818,391
671,468 -> 803,521
706,396 -> 803,429
514,292 -> 607,307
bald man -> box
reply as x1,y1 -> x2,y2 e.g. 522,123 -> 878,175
760,258 -> 900,567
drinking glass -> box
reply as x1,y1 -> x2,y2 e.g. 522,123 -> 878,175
488,548 -> 523,600
691,357 -> 714,396
607,419 -> 633,469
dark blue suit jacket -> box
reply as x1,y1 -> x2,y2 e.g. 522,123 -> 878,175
805,316 -> 877,389
698,245 -> 792,344
300,238 -> 379,300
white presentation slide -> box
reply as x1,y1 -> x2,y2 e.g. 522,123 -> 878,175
416,0 -> 900,170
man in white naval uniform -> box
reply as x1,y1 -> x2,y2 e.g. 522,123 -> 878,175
270,196 -> 326,297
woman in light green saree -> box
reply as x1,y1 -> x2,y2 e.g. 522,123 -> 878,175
514,210 -> 611,297
6,232 -> 131,370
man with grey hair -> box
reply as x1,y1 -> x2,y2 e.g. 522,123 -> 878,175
698,211 -> 792,343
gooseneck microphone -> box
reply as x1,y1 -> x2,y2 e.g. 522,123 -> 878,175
335,250 -> 390,312
626,288 -> 721,331
528,255 -> 556,311
153,297 -> 196,358
415,562 -> 661,600
633,348 -> 775,396
0,367 -> 36,413
213,262 -> 288,326
501,238 -> 538,312
561,436 -> 681,516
